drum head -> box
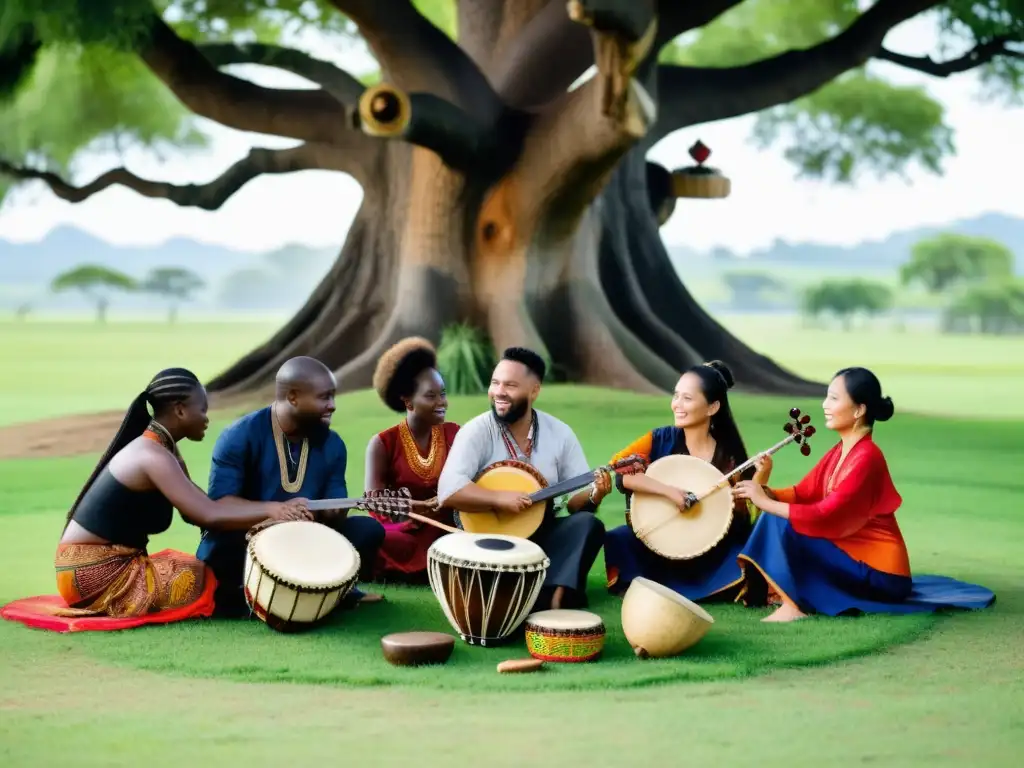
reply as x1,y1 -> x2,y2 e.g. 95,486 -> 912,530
632,576 -> 714,624
251,521 -> 359,588
474,463 -> 545,494
630,454 -> 734,560
429,532 -> 548,569
526,609 -> 603,631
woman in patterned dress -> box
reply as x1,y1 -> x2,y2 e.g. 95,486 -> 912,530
365,338 -> 460,583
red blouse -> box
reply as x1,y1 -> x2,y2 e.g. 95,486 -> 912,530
771,434 -> 910,577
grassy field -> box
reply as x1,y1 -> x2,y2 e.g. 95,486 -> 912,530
0,317 -> 1021,765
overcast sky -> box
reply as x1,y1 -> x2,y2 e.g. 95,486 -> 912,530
1,12 -> 1021,255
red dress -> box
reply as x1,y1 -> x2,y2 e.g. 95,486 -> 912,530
369,420 -> 460,582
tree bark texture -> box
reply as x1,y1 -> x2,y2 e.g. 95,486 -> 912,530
11,0 -> 970,400
207,0 -> 924,399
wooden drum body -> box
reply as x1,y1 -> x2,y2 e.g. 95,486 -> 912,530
243,521 -> 360,632
427,532 -> 549,646
621,576 -> 714,658
454,460 -> 548,539
629,454 -> 734,560
524,609 -> 606,663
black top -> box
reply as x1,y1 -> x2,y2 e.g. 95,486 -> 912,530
71,465 -> 174,549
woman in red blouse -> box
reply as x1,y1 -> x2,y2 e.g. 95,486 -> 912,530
733,367 -> 995,622
364,338 -> 460,583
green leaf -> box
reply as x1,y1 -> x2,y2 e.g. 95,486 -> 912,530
751,70 -> 954,183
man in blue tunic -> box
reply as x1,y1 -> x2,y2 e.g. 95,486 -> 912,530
197,356 -> 385,617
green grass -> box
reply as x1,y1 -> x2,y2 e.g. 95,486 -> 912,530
719,314 -> 1024,420
0,318 -> 1021,765
0,319 -> 281,426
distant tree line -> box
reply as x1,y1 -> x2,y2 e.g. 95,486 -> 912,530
720,232 -> 1021,335
46,265 -> 204,323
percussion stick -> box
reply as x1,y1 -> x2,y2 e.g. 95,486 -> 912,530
404,511 -> 461,534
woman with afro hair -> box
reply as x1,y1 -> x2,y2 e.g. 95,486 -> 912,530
365,337 -> 460,582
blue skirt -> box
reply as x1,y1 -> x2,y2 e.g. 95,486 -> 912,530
737,515 -> 996,616
605,524 -> 745,602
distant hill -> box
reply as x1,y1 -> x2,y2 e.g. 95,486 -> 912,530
667,212 -> 1024,275
2,212 -> 1021,315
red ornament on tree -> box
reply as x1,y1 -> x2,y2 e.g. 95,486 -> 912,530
688,140 -> 711,165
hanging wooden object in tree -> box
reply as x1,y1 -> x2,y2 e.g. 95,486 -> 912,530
671,141 -> 731,199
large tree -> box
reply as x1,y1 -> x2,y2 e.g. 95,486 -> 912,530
2,1 -> 1022,398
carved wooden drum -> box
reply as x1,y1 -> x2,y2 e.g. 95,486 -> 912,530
427,532 -> 549,646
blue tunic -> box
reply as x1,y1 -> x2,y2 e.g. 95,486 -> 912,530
196,406 -> 384,617
604,426 -> 755,602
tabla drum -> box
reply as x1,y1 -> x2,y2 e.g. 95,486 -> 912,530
628,453 -> 735,560
620,576 -> 714,658
243,520 -> 361,632
524,609 -> 606,663
427,532 -> 549,646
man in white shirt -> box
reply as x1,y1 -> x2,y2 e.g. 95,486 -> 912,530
436,347 -> 607,610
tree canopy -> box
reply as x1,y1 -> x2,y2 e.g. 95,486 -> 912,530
901,232 -> 1015,292
1,0 -> 1022,207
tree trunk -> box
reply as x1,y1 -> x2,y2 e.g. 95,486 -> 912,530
206,135 -> 821,400
97,298 -> 108,324
205,4 -> 824,401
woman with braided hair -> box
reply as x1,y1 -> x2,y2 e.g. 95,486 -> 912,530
53,368 -> 309,622
365,338 -> 460,582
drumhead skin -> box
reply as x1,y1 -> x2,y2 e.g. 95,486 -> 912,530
251,521 -> 360,588
525,609 -> 604,631
429,532 -> 549,570
629,454 -> 734,560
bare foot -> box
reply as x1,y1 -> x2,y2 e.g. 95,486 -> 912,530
761,601 -> 807,623
358,591 -> 384,604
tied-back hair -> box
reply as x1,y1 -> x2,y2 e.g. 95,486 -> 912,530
63,368 -> 201,529
675,360 -> 753,479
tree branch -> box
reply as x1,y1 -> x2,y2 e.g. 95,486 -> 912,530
0,143 -> 366,210
328,0 -> 503,119
137,15 -> 352,143
875,36 -> 1024,77
488,0 -> 742,111
520,15 -> 659,229
351,84 -> 506,175
651,0 -> 943,144
196,42 -> 366,105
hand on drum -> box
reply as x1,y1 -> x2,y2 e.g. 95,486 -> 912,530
491,490 -> 534,515
732,480 -> 769,508
668,487 -> 697,512
271,498 -> 312,522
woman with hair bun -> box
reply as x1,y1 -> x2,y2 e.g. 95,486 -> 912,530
733,367 -> 995,622
591,360 -> 769,603
365,338 -> 460,582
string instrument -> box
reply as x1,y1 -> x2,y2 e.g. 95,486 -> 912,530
306,488 -> 460,534
629,408 -> 815,560
454,454 -> 648,539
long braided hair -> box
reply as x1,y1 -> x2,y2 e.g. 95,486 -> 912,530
63,368 -> 202,529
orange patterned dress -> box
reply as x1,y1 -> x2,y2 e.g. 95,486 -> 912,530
369,420 -> 460,583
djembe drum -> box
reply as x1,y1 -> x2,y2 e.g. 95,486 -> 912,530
243,520 -> 361,632
427,532 -> 549,646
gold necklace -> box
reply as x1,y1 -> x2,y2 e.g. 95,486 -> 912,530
272,403 -> 308,493
398,420 -> 445,481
